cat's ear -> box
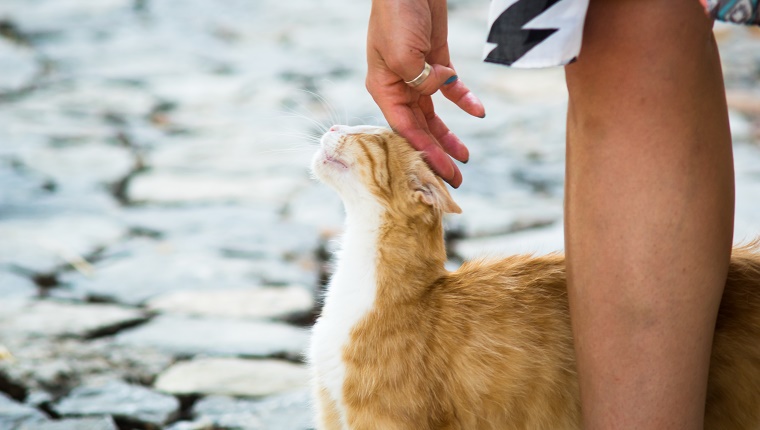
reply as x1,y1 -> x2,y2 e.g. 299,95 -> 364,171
411,164 -> 462,214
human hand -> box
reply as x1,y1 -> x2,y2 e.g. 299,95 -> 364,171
366,0 -> 485,188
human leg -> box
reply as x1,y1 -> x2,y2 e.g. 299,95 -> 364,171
564,0 -> 735,428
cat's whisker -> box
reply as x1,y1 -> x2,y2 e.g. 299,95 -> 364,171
253,139 -> 317,154
302,80 -> 343,125
262,132 -> 321,148
264,130 -> 323,141
342,100 -> 350,126
298,88 -> 342,127
255,146 -> 315,156
348,115 -> 385,127
274,110 -> 331,133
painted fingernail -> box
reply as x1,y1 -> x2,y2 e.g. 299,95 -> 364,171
444,75 -> 458,85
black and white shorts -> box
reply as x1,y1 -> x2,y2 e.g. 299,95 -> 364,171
484,0 -> 760,68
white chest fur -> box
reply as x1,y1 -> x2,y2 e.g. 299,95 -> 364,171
309,202 -> 383,426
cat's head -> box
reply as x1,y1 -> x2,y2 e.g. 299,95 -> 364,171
311,125 -> 461,221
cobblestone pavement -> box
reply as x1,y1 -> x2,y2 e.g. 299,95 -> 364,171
2,0 -> 760,429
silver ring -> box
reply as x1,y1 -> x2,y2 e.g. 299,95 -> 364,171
404,62 -> 431,88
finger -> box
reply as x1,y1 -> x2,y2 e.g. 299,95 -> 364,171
418,95 -> 469,163
386,104 -> 460,186
450,162 -> 463,188
428,115 -> 470,163
440,75 -> 486,118
410,63 -> 458,97
405,126 -> 463,188
407,104 -> 463,188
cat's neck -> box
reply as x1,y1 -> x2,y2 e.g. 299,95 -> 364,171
338,202 -> 447,304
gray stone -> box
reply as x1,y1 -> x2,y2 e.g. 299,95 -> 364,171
0,39 -> 37,93
511,159 -> 566,197
0,392 -> 48,430
120,206 -> 320,261
453,222 -> 565,260
155,357 -> 309,397
216,221 -> 320,261
120,205 -> 278,239
0,337 -> 173,396
128,171 -> 309,206
0,215 -> 126,273
164,420 -> 215,430
0,187 -> 120,223
17,143 -> 134,190
17,417 -> 118,430
249,258 -> 319,287
53,380 -> 179,426
450,194 -> 562,238
481,67 -> 568,104
146,285 -> 314,320
58,241 -> 262,305
23,392 -> 53,409
115,315 -> 309,359
728,109 -> 753,143
193,390 -> 314,430
734,143 -> 760,243
23,81 -> 156,120
0,160 -> 51,208
0,271 -> 37,298
0,87 -> 115,154
0,300 -> 147,339
137,217 -> 321,262
285,184 -> 345,232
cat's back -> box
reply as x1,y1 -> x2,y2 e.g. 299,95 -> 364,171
422,253 -> 581,429
439,252 -> 570,327
706,241 -> 760,429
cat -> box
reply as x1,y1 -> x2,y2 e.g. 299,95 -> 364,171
308,124 -> 760,430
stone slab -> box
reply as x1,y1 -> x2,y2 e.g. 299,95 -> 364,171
0,337 -> 173,396
155,357 -> 309,397
146,286 -> 314,320
0,39 -> 37,93
0,271 -> 38,298
53,380 -> 179,426
0,215 -> 126,274
115,315 -> 309,359
0,300 -> 147,339
0,392 -> 48,430
17,143 -> 134,190
192,390 -> 314,430
58,242 -> 262,305
128,171 -> 309,206
453,222 -> 565,261
451,194 -> 562,238
17,417 -> 118,430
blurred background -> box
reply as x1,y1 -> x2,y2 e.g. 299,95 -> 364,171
2,0 -> 760,429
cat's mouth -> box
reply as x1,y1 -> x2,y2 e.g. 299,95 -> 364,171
322,150 -> 348,169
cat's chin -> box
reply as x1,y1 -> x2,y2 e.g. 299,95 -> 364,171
311,148 -> 349,186
324,153 -> 348,170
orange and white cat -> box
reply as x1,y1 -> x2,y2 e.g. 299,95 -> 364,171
308,125 -> 760,430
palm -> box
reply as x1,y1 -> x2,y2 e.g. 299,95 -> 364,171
366,0 -> 484,188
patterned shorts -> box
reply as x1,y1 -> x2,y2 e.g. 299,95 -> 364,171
484,0 -> 759,68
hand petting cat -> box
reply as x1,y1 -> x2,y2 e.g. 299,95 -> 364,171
366,0 -> 486,188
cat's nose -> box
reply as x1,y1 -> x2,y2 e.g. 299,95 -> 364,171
329,125 -> 340,132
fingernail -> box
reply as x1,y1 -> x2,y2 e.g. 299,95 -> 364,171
444,75 -> 458,85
